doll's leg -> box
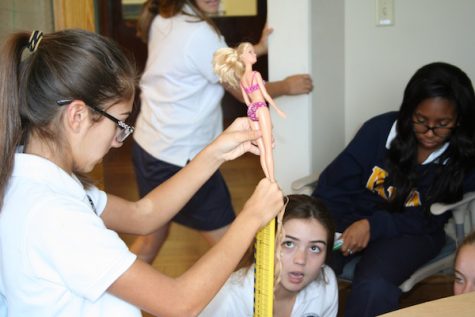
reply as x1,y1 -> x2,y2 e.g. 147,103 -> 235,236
256,107 -> 275,182
251,120 -> 270,179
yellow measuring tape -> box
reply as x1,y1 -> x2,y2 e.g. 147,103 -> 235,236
253,218 -> 275,317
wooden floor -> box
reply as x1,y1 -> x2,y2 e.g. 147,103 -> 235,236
102,140 -> 454,316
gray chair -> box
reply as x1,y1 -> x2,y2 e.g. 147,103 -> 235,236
291,172 -> 475,292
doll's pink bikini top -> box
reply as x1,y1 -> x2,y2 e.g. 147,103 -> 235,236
241,71 -> 260,94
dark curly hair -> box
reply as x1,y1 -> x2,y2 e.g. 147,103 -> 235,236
387,62 -> 475,210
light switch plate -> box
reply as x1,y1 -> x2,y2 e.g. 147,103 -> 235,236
376,0 -> 394,26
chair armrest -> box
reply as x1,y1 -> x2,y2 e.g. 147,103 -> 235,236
291,171 -> 320,193
431,191 -> 475,244
430,191 -> 475,216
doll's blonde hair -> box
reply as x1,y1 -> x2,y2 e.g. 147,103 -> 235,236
213,42 -> 253,89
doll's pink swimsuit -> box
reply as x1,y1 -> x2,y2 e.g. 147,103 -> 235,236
242,72 -> 266,121
247,101 -> 266,121
241,71 -> 260,94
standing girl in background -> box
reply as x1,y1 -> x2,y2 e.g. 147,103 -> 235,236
199,194 -> 338,317
132,0 -> 313,264
213,42 -> 286,181
0,29 -> 284,317
453,231 -> 475,295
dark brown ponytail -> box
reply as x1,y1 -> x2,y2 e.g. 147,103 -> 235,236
0,32 -> 29,208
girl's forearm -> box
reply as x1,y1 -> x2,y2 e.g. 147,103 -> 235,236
175,211 -> 261,312
265,80 -> 289,98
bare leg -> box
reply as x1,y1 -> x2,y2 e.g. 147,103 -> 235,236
129,224 -> 171,264
256,107 -> 275,181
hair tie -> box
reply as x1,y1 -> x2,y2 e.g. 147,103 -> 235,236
27,30 -> 43,53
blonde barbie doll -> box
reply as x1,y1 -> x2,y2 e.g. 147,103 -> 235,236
213,42 -> 286,182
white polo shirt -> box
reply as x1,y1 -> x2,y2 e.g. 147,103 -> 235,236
0,154 -> 139,317
199,265 -> 339,317
134,6 -> 228,166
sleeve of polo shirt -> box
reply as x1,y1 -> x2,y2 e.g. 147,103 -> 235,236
86,186 -> 107,216
25,196 -> 136,301
323,266 -> 339,317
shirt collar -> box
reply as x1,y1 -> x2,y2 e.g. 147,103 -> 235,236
13,153 -> 87,200
385,120 -> 449,165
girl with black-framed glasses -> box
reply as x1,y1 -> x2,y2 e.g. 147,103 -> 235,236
312,62 -> 475,317
0,29 -> 283,317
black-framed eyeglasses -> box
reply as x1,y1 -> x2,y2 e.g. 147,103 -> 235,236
57,99 -> 134,143
412,121 -> 455,138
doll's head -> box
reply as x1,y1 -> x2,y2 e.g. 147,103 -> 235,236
454,231 -> 475,295
236,42 -> 256,65
213,42 -> 253,89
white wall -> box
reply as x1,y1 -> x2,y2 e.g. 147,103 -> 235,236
268,0 -> 314,193
310,1 -> 345,179
268,0 -> 475,192
345,0 -> 475,141
268,0 -> 345,193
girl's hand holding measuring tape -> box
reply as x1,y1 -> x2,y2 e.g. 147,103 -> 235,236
241,178 -> 283,228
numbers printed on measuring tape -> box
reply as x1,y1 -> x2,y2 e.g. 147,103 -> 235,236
253,218 -> 275,317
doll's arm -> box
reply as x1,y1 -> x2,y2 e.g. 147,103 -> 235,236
256,72 -> 287,118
